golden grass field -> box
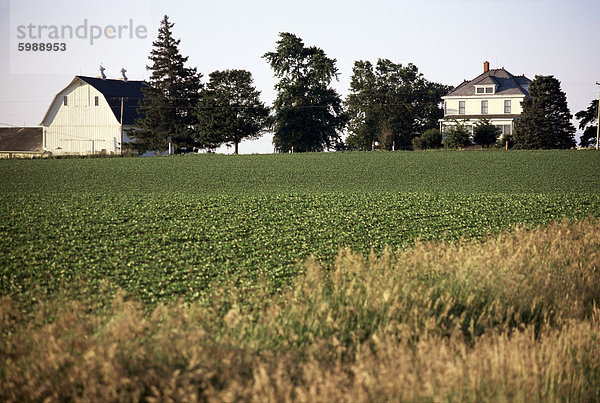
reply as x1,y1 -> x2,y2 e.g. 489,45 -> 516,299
2,218 -> 599,401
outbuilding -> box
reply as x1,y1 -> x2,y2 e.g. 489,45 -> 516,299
0,127 -> 44,158
40,67 -> 146,155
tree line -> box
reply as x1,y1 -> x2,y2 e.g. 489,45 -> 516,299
131,15 -> 596,154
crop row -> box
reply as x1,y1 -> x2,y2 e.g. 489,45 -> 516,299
1,150 -> 599,196
2,191 -> 599,305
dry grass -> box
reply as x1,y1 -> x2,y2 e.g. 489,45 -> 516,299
1,218 -> 600,401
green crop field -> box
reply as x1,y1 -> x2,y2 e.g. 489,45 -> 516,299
1,150 -> 599,305
2,150 -> 600,401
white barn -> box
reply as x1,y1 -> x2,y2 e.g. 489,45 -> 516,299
41,68 -> 146,155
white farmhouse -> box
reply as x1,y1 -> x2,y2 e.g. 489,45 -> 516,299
41,67 -> 146,155
440,62 -> 531,139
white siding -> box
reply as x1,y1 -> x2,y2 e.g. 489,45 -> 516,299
443,96 -> 525,117
43,79 -> 122,155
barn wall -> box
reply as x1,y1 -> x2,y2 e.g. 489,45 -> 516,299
43,80 -> 123,155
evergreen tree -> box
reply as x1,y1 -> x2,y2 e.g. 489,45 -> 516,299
473,119 -> 501,147
195,70 -> 270,154
263,33 -> 347,153
345,59 -> 450,151
132,15 -> 202,153
575,100 -> 598,148
513,75 -> 576,149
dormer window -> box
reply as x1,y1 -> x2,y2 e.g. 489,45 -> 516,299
475,85 -> 495,95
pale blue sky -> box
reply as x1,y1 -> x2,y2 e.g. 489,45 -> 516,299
1,0 -> 598,153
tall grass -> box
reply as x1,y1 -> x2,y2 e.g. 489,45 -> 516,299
2,218 -> 599,401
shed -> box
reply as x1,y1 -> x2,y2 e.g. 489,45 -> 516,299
0,127 -> 44,158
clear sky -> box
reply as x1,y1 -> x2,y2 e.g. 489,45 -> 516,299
1,0 -> 598,153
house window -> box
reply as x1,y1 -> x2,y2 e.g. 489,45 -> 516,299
504,100 -> 511,114
94,96 -> 99,106
496,125 -> 513,136
485,87 -> 494,94
459,101 -> 465,115
476,87 -> 485,94
481,100 -> 488,114
63,96 -> 68,106
444,101 -> 447,116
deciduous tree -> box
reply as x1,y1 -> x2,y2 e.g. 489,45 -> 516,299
195,70 -> 270,154
345,59 -> 450,151
263,33 -> 346,153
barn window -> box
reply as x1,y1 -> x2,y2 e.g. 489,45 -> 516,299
63,96 -> 68,106
94,96 -> 99,106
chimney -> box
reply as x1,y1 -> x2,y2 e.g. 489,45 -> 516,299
120,67 -> 128,82
98,65 -> 106,80
483,61 -> 490,73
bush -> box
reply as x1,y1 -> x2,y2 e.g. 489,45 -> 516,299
412,129 -> 441,151
421,128 -> 442,149
412,136 -> 425,150
473,120 -> 501,147
443,124 -> 471,149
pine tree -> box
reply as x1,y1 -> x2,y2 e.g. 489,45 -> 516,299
575,100 -> 598,148
514,75 -> 576,149
195,70 -> 270,154
132,15 -> 202,153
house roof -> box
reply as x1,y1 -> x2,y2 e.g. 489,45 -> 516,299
0,127 -> 43,152
76,76 -> 147,125
445,68 -> 531,98
41,76 -> 147,126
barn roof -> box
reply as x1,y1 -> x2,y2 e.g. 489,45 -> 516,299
0,127 -> 43,152
445,68 -> 531,97
77,76 -> 147,125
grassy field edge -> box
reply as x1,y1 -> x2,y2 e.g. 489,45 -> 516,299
2,217 -> 599,401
